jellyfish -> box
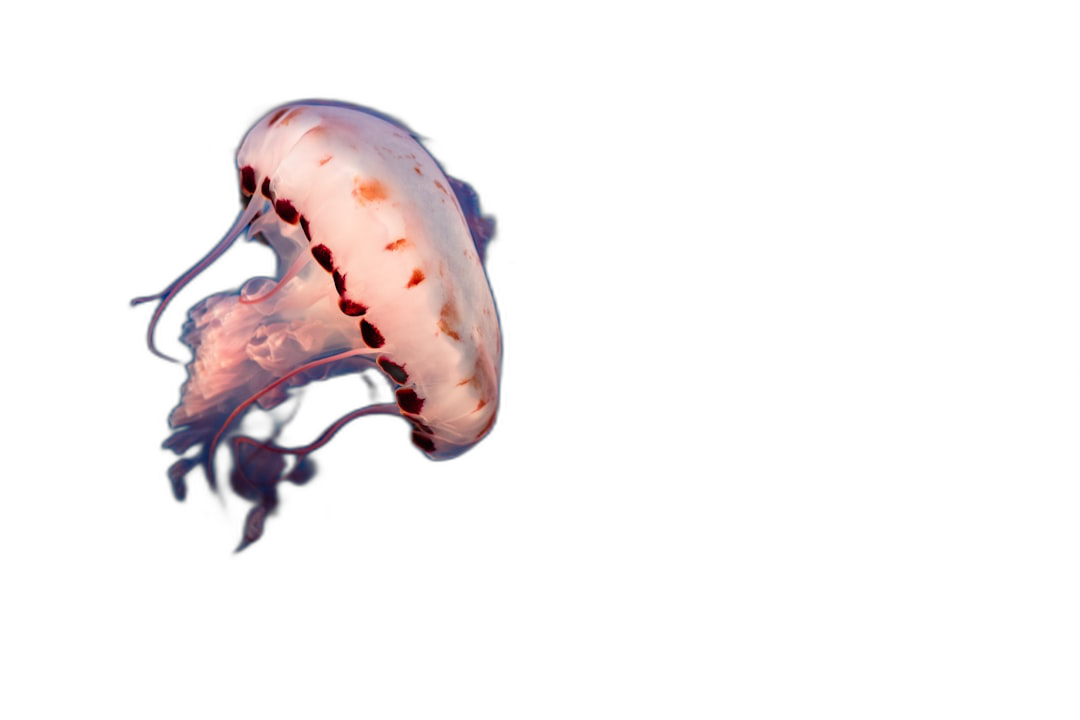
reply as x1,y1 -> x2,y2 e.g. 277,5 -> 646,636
133,101 -> 501,550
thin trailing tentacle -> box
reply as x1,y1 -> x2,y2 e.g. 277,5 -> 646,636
233,402 -> 399,458
131,198 -> 263,362
206,347 -> 379,484
238,248 -> 311,305
230,403 -> 399,551
230,403 -> 399,526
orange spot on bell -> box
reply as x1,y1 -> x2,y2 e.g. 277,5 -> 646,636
406,268 -> 425,288
385,238 -> 409,251
438,322 -> 461,341
353,177 -> 388,204
318,154 -> 333,166
438,301 -> 462,341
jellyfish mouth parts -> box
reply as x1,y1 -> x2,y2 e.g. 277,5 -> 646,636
134,193 -> 400,551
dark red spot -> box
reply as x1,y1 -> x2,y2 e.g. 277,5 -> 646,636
434,180 -> 448,195
360,319 -> 384,348
413,165 -> 422,175
396,389 -> 424,415
338,298 -> 367,316
378,357 -> 408,384
411,432 -> 436,452
474,399 -> 487,412
268,108 -> 288,126
385,238 -> 408,251
240,166 -> 256,195
274,199 -> 298,224
406,268 -> 425,288
311,245 -> 333,272
332,270 -> 346,294
261,177 -> 273,200
299,215 -> 311,241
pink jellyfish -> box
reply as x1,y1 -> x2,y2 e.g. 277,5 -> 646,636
133,101 -> 501,549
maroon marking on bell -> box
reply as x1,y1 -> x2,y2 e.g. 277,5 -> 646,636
382,358 -> 410,386
397,388 -> 425,416
311,246 -> 330,272
408,433 -> 434,451
276,198 -> 298,223
360,319 -> 386,347
339,297 -> 369,315
239,165 -> 255,194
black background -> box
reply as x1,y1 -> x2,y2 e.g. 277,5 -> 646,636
50,69 -> 626,604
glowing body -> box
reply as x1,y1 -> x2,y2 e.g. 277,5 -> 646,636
134,101 -> 500,548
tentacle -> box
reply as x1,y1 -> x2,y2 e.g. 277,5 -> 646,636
131,198 -> 264,362
230,403 -> 399,551
235,402 -> 399,458
234,499 -> 274,552
238,248 -> 311,305
207,347 -> 378,483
